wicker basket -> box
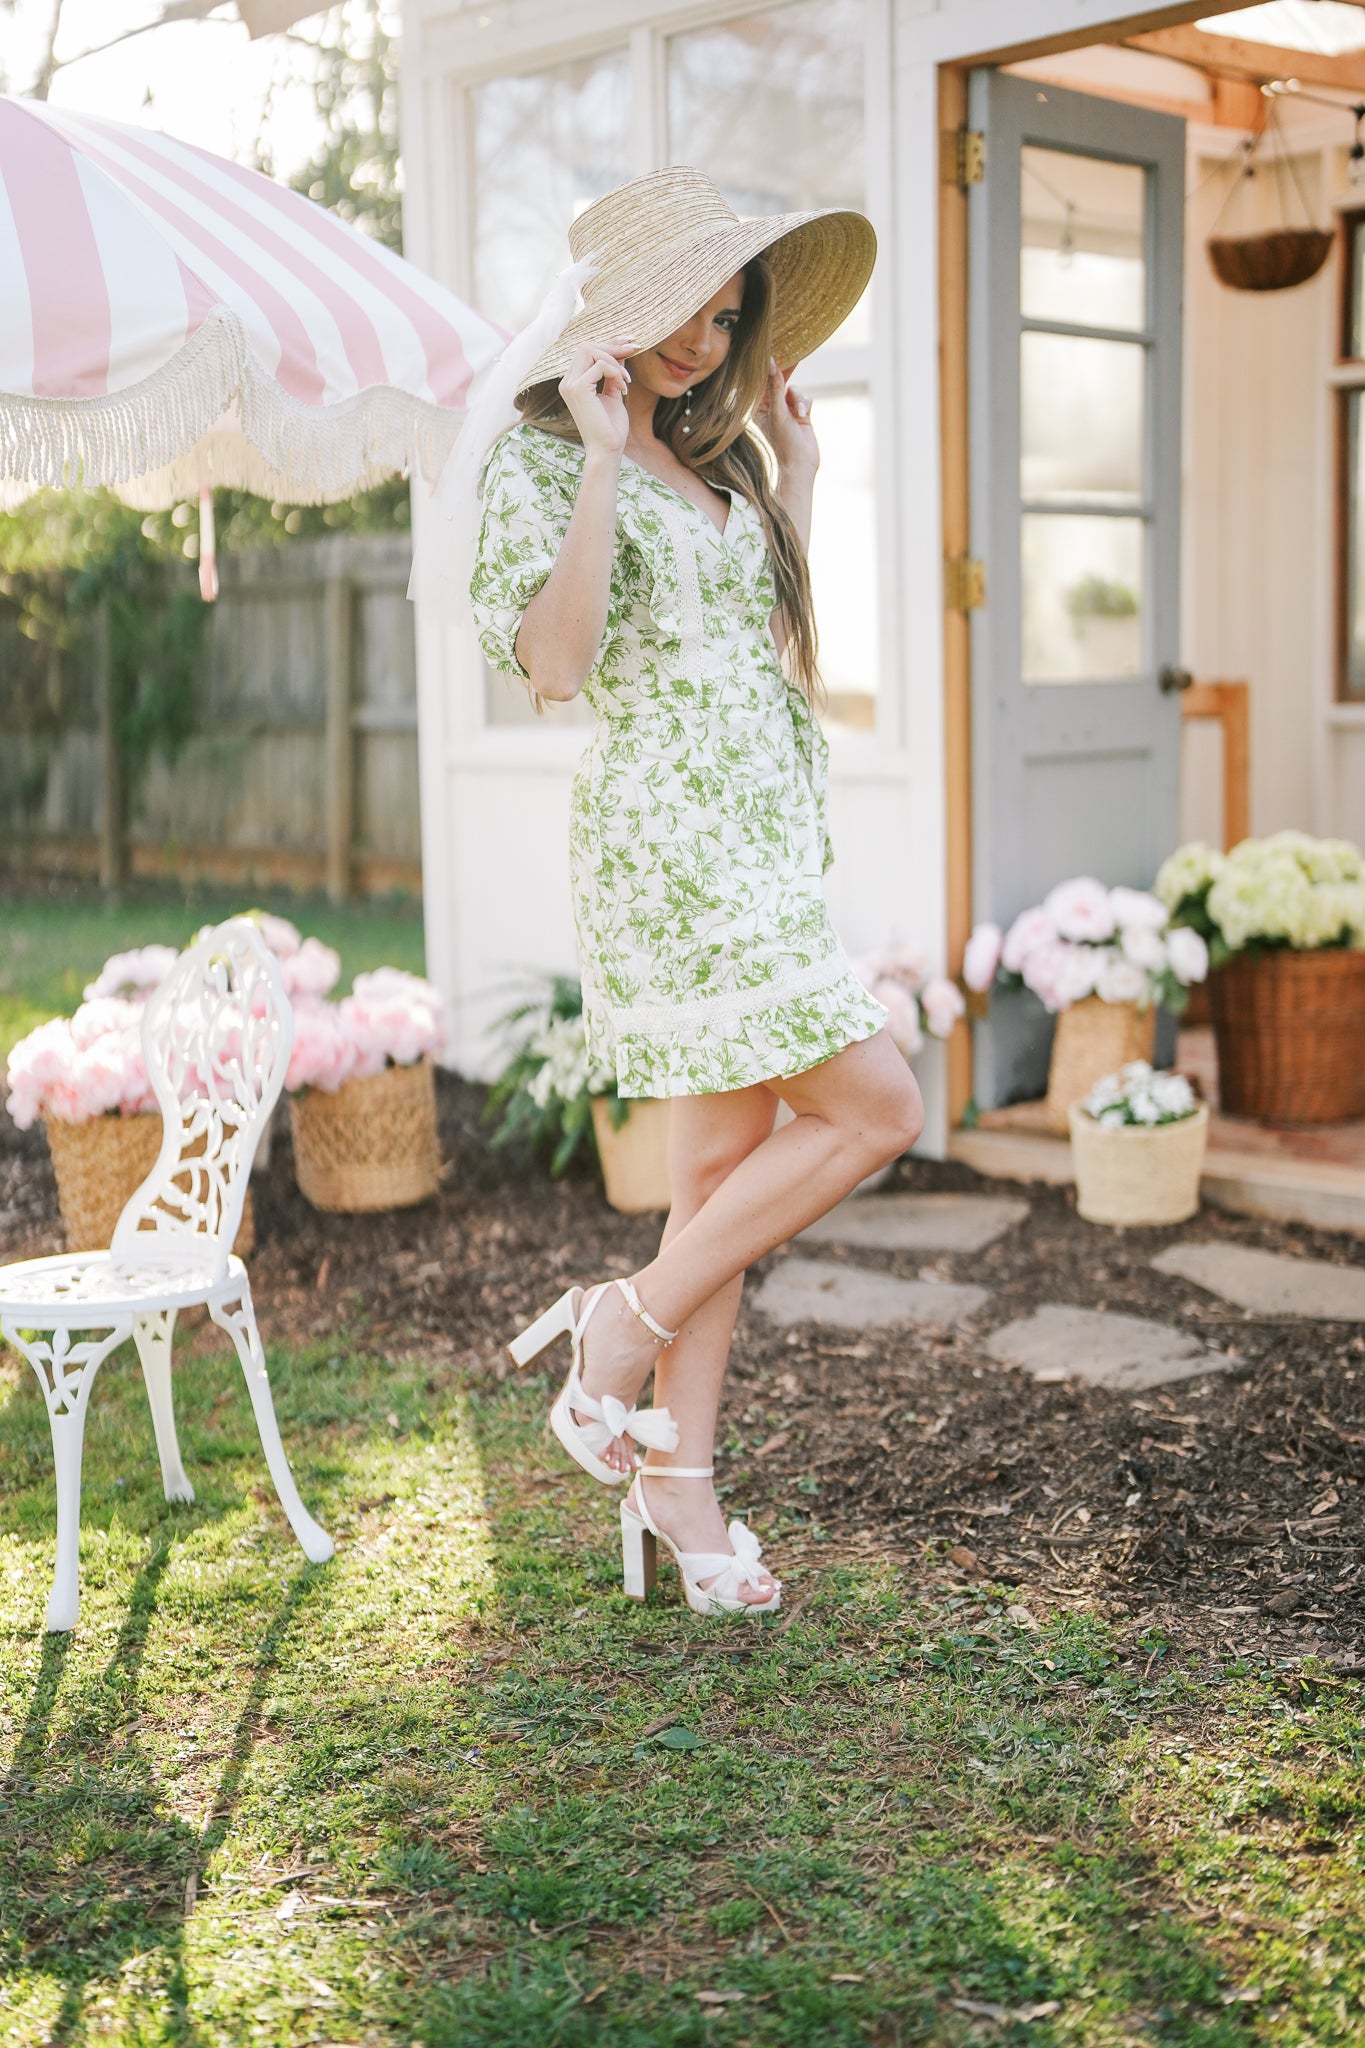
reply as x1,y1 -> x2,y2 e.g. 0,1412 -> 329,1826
1045,997 -> 1157,1134
290,1059 -> 440,1212
591,1096 -> 671,1213
43,1112 -> 255,1257
1069,1102 -> 1209,1228
1207,228 -> 1332,294
1209,949 -> 1365,1123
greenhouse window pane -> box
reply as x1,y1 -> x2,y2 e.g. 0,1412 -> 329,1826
1021,331 -> 1145,504
1021,147 -> 1146,332
1022,513 -> 1144,684
806,392 -> 878,730
667,0 -> 868,348
471,50 -> 632,335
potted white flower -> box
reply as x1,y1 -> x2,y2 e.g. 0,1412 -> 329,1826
1069,1062 -> 1209,1227
1156,833 -> 1365,1123
963,879 -> 1209,1131
486,977 -> 669,1214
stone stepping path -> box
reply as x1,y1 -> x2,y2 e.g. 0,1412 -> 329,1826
1152,1242 -> 1365,1322
798,1191 -> 1029,1255
985,1304 -> 1213,1391
752,1256 -> 989,1333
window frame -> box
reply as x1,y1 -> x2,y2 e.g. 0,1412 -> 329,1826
438,0 -> 899,756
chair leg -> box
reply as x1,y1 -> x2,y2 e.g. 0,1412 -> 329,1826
2,1316 -> 130,1632
133,1309 -> 194,1505
208,1288 -> 333,1564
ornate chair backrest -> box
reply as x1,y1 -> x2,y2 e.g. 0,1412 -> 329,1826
110,919 -> 293,1281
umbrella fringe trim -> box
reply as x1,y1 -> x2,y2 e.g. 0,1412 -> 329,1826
0,303 -> 464,505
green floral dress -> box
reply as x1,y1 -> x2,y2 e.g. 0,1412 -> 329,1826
471,422 -> 886,1098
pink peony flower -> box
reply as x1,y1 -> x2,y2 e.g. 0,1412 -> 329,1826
1095,953 -> 1150,1005
83,944 -> 179,1002
286,998 -> 357,1094
920,976 -> 966,1039
280,936 -> 342,1001
1165,926 -> 1209,986
1022,941 -> 1100,1013
1107,887 -> 1167,933
962,922 -> 1002,993
1043,876 -> 1116,944
848,951 -> 883,996
872,978 -> 923,1058
875,941 -> 931,993
70,997 -> 142,1051
1001,906 -> 1059,974
256,912 -> 302,958
4,1017 -> 74,1130
341,969 -> 448,1073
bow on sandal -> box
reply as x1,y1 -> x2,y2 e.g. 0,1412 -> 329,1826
507,1278 -> 679,1486
621,1469 -> 781,1616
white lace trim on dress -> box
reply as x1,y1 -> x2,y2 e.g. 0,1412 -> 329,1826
601,953 -> 866,1040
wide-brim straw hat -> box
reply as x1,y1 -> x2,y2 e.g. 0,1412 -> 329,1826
519,165 -> 876,394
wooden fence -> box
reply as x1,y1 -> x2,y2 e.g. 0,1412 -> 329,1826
0,532 -> 420,900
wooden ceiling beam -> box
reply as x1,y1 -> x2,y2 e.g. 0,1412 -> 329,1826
1126,25 -> 1365,93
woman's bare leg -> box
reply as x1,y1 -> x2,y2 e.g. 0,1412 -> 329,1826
577,1028 -> 922,1441
629,1086 -> 779,1603
576,1084 -> 775,1477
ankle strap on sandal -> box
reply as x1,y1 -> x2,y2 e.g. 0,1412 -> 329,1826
642,1464 -> 714,1478
616,1276 -> 678,1346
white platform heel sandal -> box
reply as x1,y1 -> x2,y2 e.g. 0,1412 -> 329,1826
507,1278 -> 679,1486
621,1469 -> 781,1616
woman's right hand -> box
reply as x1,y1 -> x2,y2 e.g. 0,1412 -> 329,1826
558,339 -> 635,455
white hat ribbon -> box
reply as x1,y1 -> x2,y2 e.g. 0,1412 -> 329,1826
407,254 -> 598,627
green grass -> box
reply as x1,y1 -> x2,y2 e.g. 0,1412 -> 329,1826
0,884 -> 425,1057
1,1330 -> 1363,2045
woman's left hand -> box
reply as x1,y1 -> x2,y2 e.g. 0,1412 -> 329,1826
758,359 -> 818,479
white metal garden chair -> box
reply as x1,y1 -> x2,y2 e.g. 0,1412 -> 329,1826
0,918 -> 333,1631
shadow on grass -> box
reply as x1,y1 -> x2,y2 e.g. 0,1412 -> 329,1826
0,1336 -> 1312,2046
0,1538 -> 325,2046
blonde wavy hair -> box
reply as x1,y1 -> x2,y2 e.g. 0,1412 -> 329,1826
515,254 -> 820,704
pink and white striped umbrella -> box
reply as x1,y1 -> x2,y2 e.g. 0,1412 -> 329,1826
0,95 -> 504,513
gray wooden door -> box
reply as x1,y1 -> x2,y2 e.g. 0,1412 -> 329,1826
967,71 -> 1186,1107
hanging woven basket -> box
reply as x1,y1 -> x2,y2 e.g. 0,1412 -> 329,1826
1207,227 -> 1333,294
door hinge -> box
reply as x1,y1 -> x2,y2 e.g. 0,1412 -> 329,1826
942,125 -> 985,191
946,554 -> 986,611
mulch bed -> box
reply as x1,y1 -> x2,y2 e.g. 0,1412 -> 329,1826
3,1074 -> 1362,1664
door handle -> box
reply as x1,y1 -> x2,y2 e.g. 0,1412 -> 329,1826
1159,665 -> 1194,694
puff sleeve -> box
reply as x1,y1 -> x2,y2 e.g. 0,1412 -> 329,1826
470,426 -> 621,682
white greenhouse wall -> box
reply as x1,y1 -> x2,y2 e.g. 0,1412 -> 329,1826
401,0 -> 1355,1153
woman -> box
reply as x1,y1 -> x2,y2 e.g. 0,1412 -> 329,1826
470,168 -> 923,1616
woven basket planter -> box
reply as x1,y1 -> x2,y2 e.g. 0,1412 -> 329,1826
1209,949 -> 1365,1123
44,1112 -> 255,1257
1069,1102 -> 1209,1228
1045,996 -> 1156,1134
591,1096 -> 671,1214
290,1059 -> 440,1213
1207,228 -> 1332,294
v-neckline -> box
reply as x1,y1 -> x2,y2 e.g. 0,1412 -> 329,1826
622,452 -> 735,544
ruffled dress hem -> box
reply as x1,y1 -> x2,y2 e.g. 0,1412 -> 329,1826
587,959 -> 888,1100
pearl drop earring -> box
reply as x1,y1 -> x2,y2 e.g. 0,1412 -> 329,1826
681,389 -> 693,437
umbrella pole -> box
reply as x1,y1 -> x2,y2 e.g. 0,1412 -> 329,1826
198,485 -> 218,603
